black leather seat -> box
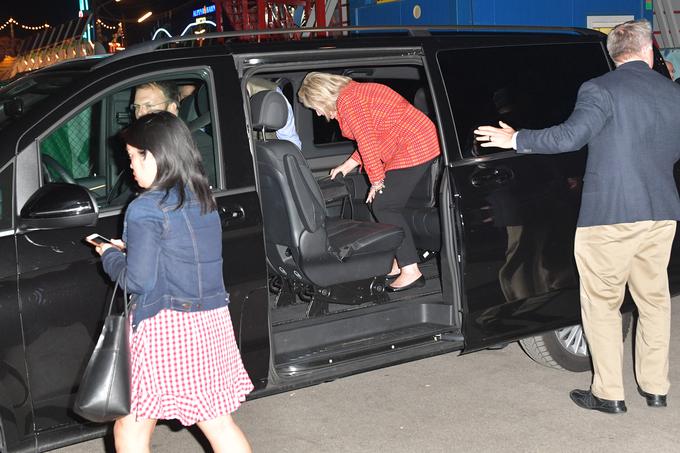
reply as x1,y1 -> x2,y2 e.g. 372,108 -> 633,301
405,86 -> 441,252
413,86 -> 434,119
404,157 -> 441,251
179,84 -> 216,185
251,90 -> 404,288
339,166 -> 442,252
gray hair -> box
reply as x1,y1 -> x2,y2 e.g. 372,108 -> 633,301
606,19 -> 653,65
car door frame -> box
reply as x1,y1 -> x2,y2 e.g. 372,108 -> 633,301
428,37 -> 613,351
234,44 -> 468,386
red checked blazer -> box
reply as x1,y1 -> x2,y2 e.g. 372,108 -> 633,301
336,81 -> 441,184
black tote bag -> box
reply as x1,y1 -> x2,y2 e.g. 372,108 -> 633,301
74,274 -> 131,422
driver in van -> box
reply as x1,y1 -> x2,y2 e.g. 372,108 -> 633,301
131,81 -> 215,182
298,72 -> 441,292
130,81 -> 180,119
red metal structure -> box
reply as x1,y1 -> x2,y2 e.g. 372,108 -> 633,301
216,1 -> 343,37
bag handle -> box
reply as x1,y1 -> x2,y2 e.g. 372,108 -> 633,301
107,270 -> 129,318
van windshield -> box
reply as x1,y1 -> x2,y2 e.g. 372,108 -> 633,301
0,73 -> 76,132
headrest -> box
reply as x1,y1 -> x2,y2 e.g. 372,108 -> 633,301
195,84 -> 209,115
250,90 -> 288,132
179,90 -> 198,122
413,87 -> 430,116
178,83 -> 209,122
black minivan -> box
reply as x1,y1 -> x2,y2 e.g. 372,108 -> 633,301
0,26 -> 676,452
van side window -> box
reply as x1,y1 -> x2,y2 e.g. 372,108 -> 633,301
39,99 -> 120,207
40,104 -> 104,193
0,163 -> 12,230
438,43 -> 610,158
37,75 -> 218,209
312,109 -> 348,145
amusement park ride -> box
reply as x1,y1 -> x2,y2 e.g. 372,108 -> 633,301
6,0 -> 344,78
219,0 -> 344,32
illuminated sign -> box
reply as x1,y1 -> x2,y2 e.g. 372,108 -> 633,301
193,4 -> 216,18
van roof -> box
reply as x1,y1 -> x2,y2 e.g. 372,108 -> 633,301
95,25 -> 605,69
25,25 -> 605,79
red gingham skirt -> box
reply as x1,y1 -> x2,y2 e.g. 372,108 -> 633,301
129,306 -> 254,426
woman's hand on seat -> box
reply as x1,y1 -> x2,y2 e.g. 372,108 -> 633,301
330,159 -> 360,180
329,165 -> 344,180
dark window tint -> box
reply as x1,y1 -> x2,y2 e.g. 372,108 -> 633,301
438,43 -> 610,158
312,111 -> 347,145
278,78 -> 295,106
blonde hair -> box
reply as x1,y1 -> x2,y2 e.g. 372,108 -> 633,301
298,72 -> 352,118
607,19 -> 652,65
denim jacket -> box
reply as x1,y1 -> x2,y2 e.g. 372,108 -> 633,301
102,186 -> 228,329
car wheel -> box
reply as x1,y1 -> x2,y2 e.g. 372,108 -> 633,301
519,312 -> 632,372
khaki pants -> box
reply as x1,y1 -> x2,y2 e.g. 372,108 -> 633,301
574,220 -> 676,401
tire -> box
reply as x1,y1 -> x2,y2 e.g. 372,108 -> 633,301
519,312 -> 632,372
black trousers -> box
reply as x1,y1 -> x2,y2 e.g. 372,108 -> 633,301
371,159 -> 434,267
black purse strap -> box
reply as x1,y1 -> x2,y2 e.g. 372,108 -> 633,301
107,270 -> 129,318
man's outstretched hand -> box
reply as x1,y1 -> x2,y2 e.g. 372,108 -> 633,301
473,121 -> 516,149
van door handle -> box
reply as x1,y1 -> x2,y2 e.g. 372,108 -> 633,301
218,205 -> 245,227
470,167 -> 513,187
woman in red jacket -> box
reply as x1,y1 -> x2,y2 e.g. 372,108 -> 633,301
299,72 -> 441,291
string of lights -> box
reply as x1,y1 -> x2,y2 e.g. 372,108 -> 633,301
0,18 -> 50,32
96,18 -> 121,31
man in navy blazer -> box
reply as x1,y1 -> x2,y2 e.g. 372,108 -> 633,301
475,19 -> 680,414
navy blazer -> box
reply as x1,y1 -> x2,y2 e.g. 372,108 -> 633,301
516,60 -> 680,227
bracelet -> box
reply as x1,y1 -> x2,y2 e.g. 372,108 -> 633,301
371,180 -> 385,194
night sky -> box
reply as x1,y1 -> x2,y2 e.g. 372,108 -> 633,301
3,0 -> 78,28
2,1 -> 198,31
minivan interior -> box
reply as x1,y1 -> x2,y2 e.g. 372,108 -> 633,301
244,63 -> 460,378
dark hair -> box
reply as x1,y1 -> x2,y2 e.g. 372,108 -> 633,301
135,80 -> 181,108
121,111 -> 216,213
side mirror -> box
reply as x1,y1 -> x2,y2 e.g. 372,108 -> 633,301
19,183 -> 98,231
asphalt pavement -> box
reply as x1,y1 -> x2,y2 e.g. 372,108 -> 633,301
58,296 -> 680,453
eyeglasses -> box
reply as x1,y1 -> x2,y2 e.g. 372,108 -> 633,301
129,100 -> 170,114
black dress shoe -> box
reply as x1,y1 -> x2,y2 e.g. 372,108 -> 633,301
386,275 -> 426,292
638,388 -> 667,407
569,389 -> 627,414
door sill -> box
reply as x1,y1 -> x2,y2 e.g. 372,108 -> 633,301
273,302 -> 458,377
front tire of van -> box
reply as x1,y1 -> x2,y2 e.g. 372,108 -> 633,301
519,312 -> 632,372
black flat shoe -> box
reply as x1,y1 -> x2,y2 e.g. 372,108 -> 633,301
386,275 -> 426,292
569,389 -> 627,414
638,388 -> 667,407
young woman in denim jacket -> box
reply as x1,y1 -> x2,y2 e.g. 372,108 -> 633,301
94,112 -> 253,453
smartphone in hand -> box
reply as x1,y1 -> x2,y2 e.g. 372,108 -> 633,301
85,233 -> 114,247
